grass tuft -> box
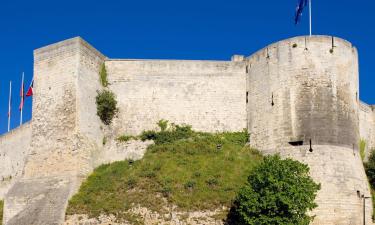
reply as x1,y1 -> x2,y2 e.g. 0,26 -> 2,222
0,200 -> 3,224
67,125 -> 261,222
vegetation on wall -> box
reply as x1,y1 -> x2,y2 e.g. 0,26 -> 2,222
364,149 -> 375,220
229,155 -> 321,225
96,90 -> 118,125
0,200 -> 3,225
360,139 -> 367,161
99,63 -> 108,87
66,122 -> 262,222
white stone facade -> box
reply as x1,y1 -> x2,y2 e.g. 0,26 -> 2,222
0,36 -> 373,224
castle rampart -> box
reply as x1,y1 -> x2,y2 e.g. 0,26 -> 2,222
0,36 -> 374,224
0,122 -> 31,199
106,59 -> 247,135
247,35 -> 372,224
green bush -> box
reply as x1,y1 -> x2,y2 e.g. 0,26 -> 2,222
231,154 -> 320,225
365,149 -> 375,189
140,122 -> 193,145
96,90 -> 118,125
157,119 -> 168,131
99,63 -> 108,87
364,149 -> 375,221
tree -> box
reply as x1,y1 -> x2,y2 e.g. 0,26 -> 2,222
231,154 -> 320,225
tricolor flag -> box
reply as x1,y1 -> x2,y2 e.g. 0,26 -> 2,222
26,79 -> 34,97
295,0 -> 308,25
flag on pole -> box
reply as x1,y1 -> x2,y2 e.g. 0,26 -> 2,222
295,0 -> 308,25
26,79 -> 34,97
19,73 -> 25,111
19,72 -> 25,126
8,81 -> 12,132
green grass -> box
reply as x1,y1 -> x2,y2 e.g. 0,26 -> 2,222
116,135 -> 138,142
0,200 -> 3,225
66,126 -> 262,222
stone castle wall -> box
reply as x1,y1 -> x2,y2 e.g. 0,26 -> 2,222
359,101 -> 375,157
0,36 -> 374,225
3,37 -> 107,225
0,123 -> 31,199
247,36 -> 359,150
247,35 -> 372,224
105,59 -> 247,136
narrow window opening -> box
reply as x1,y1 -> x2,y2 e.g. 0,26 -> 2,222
289,141 -> 304,146
246,65 -> 249,73
271,93 -> 274,106
246,92 -> 249,103
309,139 -> 313,152
356,92 -> 358,102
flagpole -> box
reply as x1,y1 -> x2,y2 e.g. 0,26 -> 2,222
20,72 -> 24,126
309,0 -> 312,36
8,81 -> 12,132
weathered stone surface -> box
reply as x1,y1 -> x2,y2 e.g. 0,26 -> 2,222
105,59 -> 247,135
0,123 -> 31,199
247,36 -> 373,224
4,177 -> 72,225
63,206 -> 226,225
0,35 -> 374,225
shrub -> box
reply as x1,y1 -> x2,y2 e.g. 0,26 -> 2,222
99,63 -> 108,87
364,150 -> 375,221
157,119 -> 168,131
140,123 -> 193,145
96,90 -> 118,125
365,149 -> 375,189
231,154 -> 320,225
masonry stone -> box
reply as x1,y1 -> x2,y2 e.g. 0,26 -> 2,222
0,35 -> 373,224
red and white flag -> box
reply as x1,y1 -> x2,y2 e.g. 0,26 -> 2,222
26,79 -> 34,97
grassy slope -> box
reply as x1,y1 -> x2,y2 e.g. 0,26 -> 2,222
0,200 -> 3,224
66,127 -> 262,221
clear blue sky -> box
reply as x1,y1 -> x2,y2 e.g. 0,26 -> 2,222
0,0 -> 374,135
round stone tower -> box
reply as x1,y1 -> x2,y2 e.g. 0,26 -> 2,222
246,36 -> 372,224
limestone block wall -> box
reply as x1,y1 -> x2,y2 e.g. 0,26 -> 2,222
0,123 -> 31,199
105,59 -> 247,135
22,37 -> 105,179
359,101 -> 375,156
246,35 -> 372,224
247,36 -> 359,150
276,145 -> 372,225
4,37 -> 106,225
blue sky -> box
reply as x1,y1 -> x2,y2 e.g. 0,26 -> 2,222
0,0 -> 374,135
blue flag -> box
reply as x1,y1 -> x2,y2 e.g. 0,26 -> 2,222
295,0 -> 308,24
